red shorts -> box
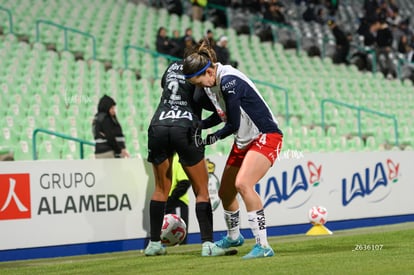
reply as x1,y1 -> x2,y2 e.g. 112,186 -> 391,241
226,132 -> 283,167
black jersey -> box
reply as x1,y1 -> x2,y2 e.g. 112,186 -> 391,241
150,61 -> 201,127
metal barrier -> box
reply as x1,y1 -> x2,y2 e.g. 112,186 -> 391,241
123,44 -> 180,78
251,79 -> 290,126
0,6 -> 13,34
35,19 -> 97,60
321,99 -> 398,145
249,16 -> 301,55
32,128 -> 95,160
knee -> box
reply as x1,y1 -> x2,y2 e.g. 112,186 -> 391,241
218,188 -> 227,201
218,187 -> 238,203
234,179 -> 249,195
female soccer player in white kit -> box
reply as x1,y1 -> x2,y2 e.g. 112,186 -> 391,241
183,41 -> 283,259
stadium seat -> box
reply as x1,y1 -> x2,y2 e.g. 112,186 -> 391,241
13,140 -> 33,161
0,0 -> 412,159
35,140 -> 62,160
365,136 -> 378,151
2,125 -> 20,147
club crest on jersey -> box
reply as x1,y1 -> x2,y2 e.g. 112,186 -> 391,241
221,79 -> 236,91
159,110 -> 193,120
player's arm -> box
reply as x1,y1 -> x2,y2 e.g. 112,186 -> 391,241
201,112 -> 222,129
194,87 -> 215,112
212,78 -> 242,140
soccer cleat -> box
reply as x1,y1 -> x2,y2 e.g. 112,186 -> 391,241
201,241 -> 227,256
144,241 -> 166,256
242,244 -> 274,259
215,234 -> 245,249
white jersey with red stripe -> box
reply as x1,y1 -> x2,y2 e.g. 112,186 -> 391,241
203,63 -> 282,149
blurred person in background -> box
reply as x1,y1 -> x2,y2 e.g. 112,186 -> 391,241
214,35 -> 238,68
190,0 -> 208,21
93,95 -> 129,159
165,154 -> 191,244
205,29 -> 215,46
328,19 -> 352,64
156,26 -> 181,58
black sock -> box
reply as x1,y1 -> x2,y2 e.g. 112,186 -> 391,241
149,200 -> 166,242
196,202 -> 213,243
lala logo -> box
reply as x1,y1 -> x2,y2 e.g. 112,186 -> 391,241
256,161 -> 322,209
341,159 -> 399,206
386,159 -> 399,183
308,161 -> 322,187
0,174 -> 31,220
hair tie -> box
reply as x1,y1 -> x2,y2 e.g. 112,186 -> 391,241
184,60 -> 211,79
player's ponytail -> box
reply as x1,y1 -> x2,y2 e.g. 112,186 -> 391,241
183,40 -> 216,79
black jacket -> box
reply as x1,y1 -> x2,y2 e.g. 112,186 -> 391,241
93,95 -> 126,156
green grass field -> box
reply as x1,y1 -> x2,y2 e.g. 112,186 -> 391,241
1,222 -> 413,275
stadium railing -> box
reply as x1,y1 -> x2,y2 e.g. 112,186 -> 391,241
35,19 -> 97,60
251,79 -> 290,126
123,44 -> 180,78
0,6 -> 14,34
32,128 -> 95,160
320,99 -> 399,146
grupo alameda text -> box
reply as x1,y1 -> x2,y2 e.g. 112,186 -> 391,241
37,172 -> 132,215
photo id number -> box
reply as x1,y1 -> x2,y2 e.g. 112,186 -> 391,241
352,244 -> 383,251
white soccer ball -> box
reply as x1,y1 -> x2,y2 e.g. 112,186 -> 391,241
308,206 -> 328,225
160,214 -> 187,246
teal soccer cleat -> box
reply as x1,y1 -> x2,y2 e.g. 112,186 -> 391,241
214,235 -> 245,249
242,244 -> 274,259
201,241 -> 227,256
144,241 -> 166,256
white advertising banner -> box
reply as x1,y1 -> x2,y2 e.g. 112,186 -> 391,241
0,151 -> 413,251
199,151 -> 413,232
0,158 -> 154,251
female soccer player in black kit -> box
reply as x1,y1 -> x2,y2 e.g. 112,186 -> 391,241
144,60 -> 230,257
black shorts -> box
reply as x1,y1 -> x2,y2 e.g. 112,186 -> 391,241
147,125 -> 205,166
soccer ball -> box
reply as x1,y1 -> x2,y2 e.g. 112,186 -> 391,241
160,214 -> 187,246
308,206 -> 328,225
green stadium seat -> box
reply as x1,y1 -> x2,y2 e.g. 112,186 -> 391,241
1,127 -> 19,149
318,136 -> 333,152
13,140 -> 33,161
347,136 -> 364,152
35,140 -> 62,160
308,126 -> 324,138
0,0 -> 411,157
4,116 -> 15,129
365,136 -> 378,151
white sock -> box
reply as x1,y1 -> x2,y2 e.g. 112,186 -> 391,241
247,209 -> 269,247
224,209 -> 241,240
